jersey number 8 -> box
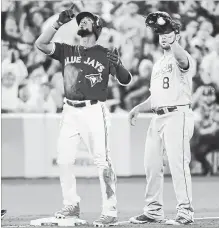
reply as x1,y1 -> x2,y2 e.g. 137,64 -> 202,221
163,77 -> 169,89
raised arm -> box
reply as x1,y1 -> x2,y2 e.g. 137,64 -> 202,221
170,39 -> 189,70
35,21 -> 60,55
107,48 -> 132,85
165,32 -> 189,70
35,4 -> 75,55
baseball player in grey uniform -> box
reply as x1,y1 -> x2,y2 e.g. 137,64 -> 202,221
35,4 -> 132,227
129,12 -> 195,225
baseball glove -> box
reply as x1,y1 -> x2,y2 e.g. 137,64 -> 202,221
145,11 -> 181,34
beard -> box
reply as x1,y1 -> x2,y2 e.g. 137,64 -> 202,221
160,42 -> 171,50
77,28 -> 93,37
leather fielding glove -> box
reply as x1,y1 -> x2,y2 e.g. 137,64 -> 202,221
145,11 -> 181,35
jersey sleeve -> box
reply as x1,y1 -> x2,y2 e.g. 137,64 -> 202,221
109,62 -> 132,86
176,51 -> 195,75
47,42 -> 64,62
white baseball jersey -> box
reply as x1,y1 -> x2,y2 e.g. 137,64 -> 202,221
143,50 -> 196,221
150,51 -> 194,109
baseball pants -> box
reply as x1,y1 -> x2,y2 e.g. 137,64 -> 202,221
57,101 -> 117,217
143,106 -> 194,221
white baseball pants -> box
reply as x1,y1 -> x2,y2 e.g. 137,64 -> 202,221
143,106 -> 194,221
57,101 -> 117,217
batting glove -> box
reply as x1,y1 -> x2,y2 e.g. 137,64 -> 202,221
107,48 -> 122,68
57,4 -> 75,26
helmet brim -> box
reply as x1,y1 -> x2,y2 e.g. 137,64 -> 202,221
76,12 -> 96,25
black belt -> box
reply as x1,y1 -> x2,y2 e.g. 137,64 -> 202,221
66,100 -> 98,108
153,104 -> 191,115
156,107 -> 177,115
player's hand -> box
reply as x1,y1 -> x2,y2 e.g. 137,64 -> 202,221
129,106 -> 140,126
57,4 -> 75,26
107,48 -> 122,68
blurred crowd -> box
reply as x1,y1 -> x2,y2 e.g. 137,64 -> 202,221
1,1 -> 219,174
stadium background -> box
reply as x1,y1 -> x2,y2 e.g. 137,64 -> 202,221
2,0 -> 219,176
1,0 -> 219,226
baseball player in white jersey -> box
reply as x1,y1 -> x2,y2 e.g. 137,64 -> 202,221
129,12 -> 195,225
35,4 -> 131,227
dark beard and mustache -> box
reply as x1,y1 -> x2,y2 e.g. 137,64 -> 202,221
77,28 -> 93,37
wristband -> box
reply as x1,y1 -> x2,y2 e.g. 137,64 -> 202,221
56,20 -> 63,26
51,25 -> 58,31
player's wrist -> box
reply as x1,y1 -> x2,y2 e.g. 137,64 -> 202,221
115,62 -> 121,70
52,21 -> 62,31
114,59 -> 123,70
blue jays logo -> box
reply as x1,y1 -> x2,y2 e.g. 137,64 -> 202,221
85,73 -> 103,87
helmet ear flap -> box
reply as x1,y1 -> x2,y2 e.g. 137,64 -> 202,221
92,16 -> 103,40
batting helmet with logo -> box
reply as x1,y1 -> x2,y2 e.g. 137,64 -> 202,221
76,12 -> 103,40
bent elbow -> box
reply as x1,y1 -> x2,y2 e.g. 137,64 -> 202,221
35,40 -> 40,49
35,39 -> 41,49
123,72 -> 132,85
177,59 -> 189,71
34,40 -> 46,54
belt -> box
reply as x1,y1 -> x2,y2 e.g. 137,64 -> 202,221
66,100 -> 98,108
152,104 -> 191,115
155,107 -> 177,115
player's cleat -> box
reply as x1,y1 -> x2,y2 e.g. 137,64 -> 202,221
55,203 -> 80,219
1,209 -> 7,219
93,215 -> 118,227
129,214 -> 162,224
165,216 -> 194,225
